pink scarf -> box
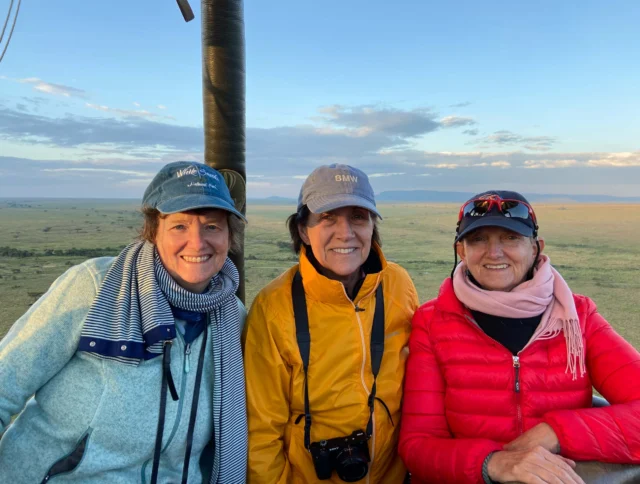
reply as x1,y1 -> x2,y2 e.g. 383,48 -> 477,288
453,254 -> 586,380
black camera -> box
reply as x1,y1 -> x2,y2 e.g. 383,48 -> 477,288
309,430 -> 371,482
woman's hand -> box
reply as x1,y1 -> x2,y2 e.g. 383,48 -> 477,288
504,423 -> 561,454
487,447 -> 585,484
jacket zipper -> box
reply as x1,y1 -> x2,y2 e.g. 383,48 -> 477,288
41,428 -> 93,483
513,355 -> 523,435
141,332 -> 190,483
464,314 -> 530,437
185,343 -> 191,374
353,305 -> 374,484
342,274 -> 381,484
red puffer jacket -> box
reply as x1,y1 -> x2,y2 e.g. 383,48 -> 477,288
399,278 -> 640,484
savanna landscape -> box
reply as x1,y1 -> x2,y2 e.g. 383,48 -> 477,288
1,199 -> 639,351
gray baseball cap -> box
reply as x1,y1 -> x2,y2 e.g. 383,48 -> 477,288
142,161 -> 247,221
297,164 -> 382,219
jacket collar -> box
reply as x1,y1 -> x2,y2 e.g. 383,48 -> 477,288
434,276 -> 470,316
299,244 -> 387,306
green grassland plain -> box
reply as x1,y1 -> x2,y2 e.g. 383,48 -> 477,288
1,199 -> 639,351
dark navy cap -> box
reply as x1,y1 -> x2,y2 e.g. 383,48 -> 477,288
297,164 -> 382,219
143,161 -> 247,221
455,190 -> 537,242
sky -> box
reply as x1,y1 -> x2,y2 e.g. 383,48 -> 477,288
1,0 -> 639,199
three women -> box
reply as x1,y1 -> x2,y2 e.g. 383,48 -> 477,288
2,163 -> 639,484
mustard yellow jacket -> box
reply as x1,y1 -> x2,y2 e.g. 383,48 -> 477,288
243,245 -> 419,483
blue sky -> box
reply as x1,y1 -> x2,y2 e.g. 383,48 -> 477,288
1,0 -> 639,198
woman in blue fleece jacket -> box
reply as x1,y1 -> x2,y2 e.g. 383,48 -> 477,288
0,162 -> 248,483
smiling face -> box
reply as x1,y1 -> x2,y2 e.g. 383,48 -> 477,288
456,226 -> 544,292
298,206 -> 374,290
155,209 -> 230,293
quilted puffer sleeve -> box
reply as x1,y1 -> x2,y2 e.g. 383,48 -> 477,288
243,290 -> 293,484
399,304 -> 503,484
544,296 -> 640,463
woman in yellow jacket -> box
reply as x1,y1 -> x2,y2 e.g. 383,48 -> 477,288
243,164 -> 419,483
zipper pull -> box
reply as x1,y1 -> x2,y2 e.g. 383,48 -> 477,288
354,305 -> 365,312
185,343 -> 191,374
513,356 -> 520,393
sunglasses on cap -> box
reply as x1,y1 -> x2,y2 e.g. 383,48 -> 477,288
457,195 -> 538,226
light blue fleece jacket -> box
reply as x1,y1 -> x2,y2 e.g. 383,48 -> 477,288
0,257 -> 246,483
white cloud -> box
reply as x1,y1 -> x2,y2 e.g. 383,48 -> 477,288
118,178 -> 154,187
440,115 -> 477,128
85,103 -> 175,120
369,172 -> 405,177
17,78 -> 88,99
319,104 -> 441,138
475,130 -> 556,151
4,145 -> 640,199
2,100 -> 639,198
157,105 -> 167,110
314,126 -> 373,138
133,102 -> 141,107
423,159 -> 511,170
587,152 -> 640,167
524,159 -> 579,169
449,101 -> 472,108
42,168 -> 154,177
427,163 -> 460,169
440,150 -> 492,157
523,144 -> 554,152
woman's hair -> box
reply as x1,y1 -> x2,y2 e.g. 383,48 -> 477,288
140,206 -> 244,254
286,205 -> 381,254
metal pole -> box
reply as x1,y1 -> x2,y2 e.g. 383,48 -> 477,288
201,0 -> 246,302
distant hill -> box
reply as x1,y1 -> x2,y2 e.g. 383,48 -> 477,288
375,190 -> 640,203
376,190 -> 470,202
247,196 -> 296,205
4,191 -> 639,206
247,190 -> 640,204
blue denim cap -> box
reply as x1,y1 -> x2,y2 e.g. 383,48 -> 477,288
143,161 -> 247,221
297,164 -> 382,219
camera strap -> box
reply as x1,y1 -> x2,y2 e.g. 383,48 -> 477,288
292,270 -> 385,450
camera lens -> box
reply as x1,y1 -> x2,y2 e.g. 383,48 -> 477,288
335,446 -> 369,482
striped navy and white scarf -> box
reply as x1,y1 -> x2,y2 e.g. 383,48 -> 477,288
78,240 -> 247,483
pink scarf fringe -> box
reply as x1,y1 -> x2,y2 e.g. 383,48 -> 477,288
453,254 -> 586,380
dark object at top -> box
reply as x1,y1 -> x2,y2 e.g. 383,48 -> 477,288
176,0 -> 194,22
455,190 -> 538,242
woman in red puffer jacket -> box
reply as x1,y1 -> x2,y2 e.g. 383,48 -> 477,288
399,190 -> 640,484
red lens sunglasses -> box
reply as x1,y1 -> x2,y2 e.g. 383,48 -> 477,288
457,195 -> 538,227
